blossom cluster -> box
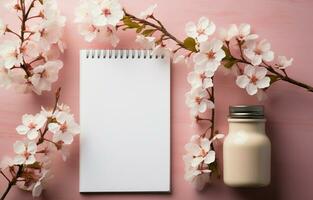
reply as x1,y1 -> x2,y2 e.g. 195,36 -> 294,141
0,0 -> 65,95
0,102 -> 79,197
75,0 -> 123,46
183,134 -> 223,190
218,23 -> 293,96
184,17 -> 225,118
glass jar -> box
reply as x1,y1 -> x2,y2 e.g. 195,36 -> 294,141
223,105 -> 271,187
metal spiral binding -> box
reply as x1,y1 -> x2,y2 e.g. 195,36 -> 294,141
85,50 -> 165,59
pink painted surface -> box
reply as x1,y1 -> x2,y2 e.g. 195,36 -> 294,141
1,0 -> 313,199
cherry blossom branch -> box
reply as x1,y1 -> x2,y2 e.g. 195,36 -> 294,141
1,165 -> 23,200
224,39 -> 313,93
123,10 -> 186,49
0,87 -> 79,199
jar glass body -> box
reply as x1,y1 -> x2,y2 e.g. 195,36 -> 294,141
223,118 -> 271,187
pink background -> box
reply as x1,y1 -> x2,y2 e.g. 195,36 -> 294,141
1,0 -> 313,199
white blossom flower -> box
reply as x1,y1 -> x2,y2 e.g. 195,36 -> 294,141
98,25 -> 120,47
277,56 -> 293,69
13,141 -> 37,165
236,23 -> 258,41
243,39 -> 274,66
187,70 -> 214,89
32,170 -> 53,197
184,135 -> 216,168
31,22 -> 64,52
193,39 -> 225,72
21,40 -> 41,58
135,35 -> 156,49
236,65 -> 270,95
78,23 -> 98,42
0,40 -> 23,69
30,60 -> 63,95
183,134 -> 222,190
140,4 -> 157,19
185,87 -> 214,116
0,18 -> 6,36
74,0 -> 93,24
152,44 -> 171,57
16,114 -> 47,140
92,0 -> 124,26
48,111 -> 80,145
185,17 -> 216,43
219,24 -> 238,42
220,23 -> 258,42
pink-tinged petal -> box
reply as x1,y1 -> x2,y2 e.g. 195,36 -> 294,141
211,39 -> 223,52
198,17 -> 209,30
212,134 -> 225,140
48,123 -> 60,133
238,23 -> 250,36
200,138 -> 211,152
197,34 -> 208,43
198,101 -> 207,113
236,75 -> 250,88
246,83 -> 258,95
27,129 -> 39,140
62,133 -> 74,145
185,22 -> 197,38
183,154 -> 193,165
34,114 -> 47,129
204,21 -> 216,36
191,157 -> 204,168
193,53 -> 207,65
199,41 -> 211,52
245,34 -> 258,41
27,142 -> 37,154
203,78 -> 213,88
257,77 -> 270,88
243,48 -> 255,61
16,125 -> 29,135
22,114 -> 33,126
204,150 -> 216,164
25,155 -> 36,165
205,60 -> 219,71
251,55 -> 262,66
258,39 -> 271,52
185,143 -> 201,156
215,49 -> 226,61
262,51 -> 274,62
187,72 -> 197,85
255,67 -> 268,79
32,182 -> 43,198
206,100 -> 215,109
13,141 -> 25,154
14,155 -> 26,165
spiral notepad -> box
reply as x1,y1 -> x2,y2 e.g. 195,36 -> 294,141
79,50 -> 171,192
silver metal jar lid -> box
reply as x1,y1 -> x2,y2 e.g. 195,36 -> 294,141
229,105 -> 264,119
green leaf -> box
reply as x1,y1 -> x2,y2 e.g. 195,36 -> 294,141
223,59 -> 237,69
142,29 -> 156,37
183,37 -> 197,52
222,45 -> 232,60
122,16 -> 140,29
136,25 -> 146,33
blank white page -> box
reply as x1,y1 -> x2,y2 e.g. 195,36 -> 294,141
80,50 -> 171,192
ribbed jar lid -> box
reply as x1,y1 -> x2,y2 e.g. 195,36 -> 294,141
229,105 -> 264,119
